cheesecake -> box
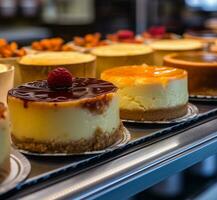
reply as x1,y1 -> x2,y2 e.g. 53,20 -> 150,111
18,51 -> 96,84
0,64 -> 14,105
8,68 -> 123,153
0,103 -> 10,182
91,43 -> 153,77
164,51 -> 217,96
149,39 -> 203,65
184,30 -> 217,46
101,65 -> 188,121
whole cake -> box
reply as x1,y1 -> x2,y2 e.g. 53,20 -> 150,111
149,39 -> 203,65
91,43 -> 153,77
8,68 -> 123,153
18,52 -> 96,84
164,51 -> 217,96
0,64 -> 14,105
101,65 -> 188,121
0,103 -> 10,182
184,30 -> 217,45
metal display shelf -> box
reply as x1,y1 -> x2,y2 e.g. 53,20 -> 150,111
3,102 -> 217,200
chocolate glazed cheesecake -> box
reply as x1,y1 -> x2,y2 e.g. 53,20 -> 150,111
8,68 -> 123,153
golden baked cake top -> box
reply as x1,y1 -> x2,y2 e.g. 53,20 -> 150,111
101,65 -> 187,86
150,39 -> 203,51
164,52 -> 217,67
91,43 -> 153,57
19,52 -> 95,66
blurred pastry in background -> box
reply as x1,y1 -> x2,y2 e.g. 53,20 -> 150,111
73,33 -> 109,52
18,51 -> 96,83
142,26 -> 179,43
0,39 -> 24,86
106,30 -> 143,44
0,64 -> 14,104
31,37 -> 75,52
91,43 -> 153,77
164,51 -> 217,96
184,30 -> 217,46
150,39 -> 203,65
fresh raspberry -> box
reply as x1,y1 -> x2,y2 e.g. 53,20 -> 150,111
47,67 -> 73,89
117,30 -> 134,40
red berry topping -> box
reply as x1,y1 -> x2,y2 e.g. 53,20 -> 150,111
117,30 -> 134,40
47,67 -> 73,89
148,26 -> 166,37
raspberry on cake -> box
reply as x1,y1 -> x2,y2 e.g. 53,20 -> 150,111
47,67 -> 74,89
101,65 -> 188,121
8,68 -> 123,153
0,103 -> 10,182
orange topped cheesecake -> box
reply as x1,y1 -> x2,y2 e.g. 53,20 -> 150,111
8,68 -> 123,153
101,65 -> 188,121
0,103 -> 10,182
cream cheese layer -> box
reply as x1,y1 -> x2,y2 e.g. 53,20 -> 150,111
8,95 -> 120,141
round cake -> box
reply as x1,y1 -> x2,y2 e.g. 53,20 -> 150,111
0,64 -> 14,105
184,30 -> 217,45
149,39 -> 203,65
101,65 -> 188,121
8,69 -> 123,153
91,43 -> 153,78
164,51 -> 217,96
0,103 -> 10,182
18,52 -> 96,84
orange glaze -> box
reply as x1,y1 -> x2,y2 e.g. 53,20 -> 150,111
101,65 -> 187,86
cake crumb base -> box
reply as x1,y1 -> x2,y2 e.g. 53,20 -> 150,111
12,124 -> 124,154
121,104 -> 188,121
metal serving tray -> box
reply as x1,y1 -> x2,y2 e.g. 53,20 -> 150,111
2,101 -> 217,199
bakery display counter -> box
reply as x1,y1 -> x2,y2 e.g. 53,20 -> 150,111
1,101 -> 217,199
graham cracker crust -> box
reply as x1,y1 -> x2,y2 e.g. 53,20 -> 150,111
0,157 -> 10,183
191,88 -> 217,96
12,123 -> 124,153
121,104 -> 188,121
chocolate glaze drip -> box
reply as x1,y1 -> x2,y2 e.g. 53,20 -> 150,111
8,78 -> 117,102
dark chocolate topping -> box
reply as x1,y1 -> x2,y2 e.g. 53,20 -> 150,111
8,78 -> 117,102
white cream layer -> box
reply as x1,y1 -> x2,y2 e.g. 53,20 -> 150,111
117,78 -> 188,111
8,96 -> 120,142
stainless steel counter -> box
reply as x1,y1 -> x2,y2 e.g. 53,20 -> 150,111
17,114 -> 217,200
